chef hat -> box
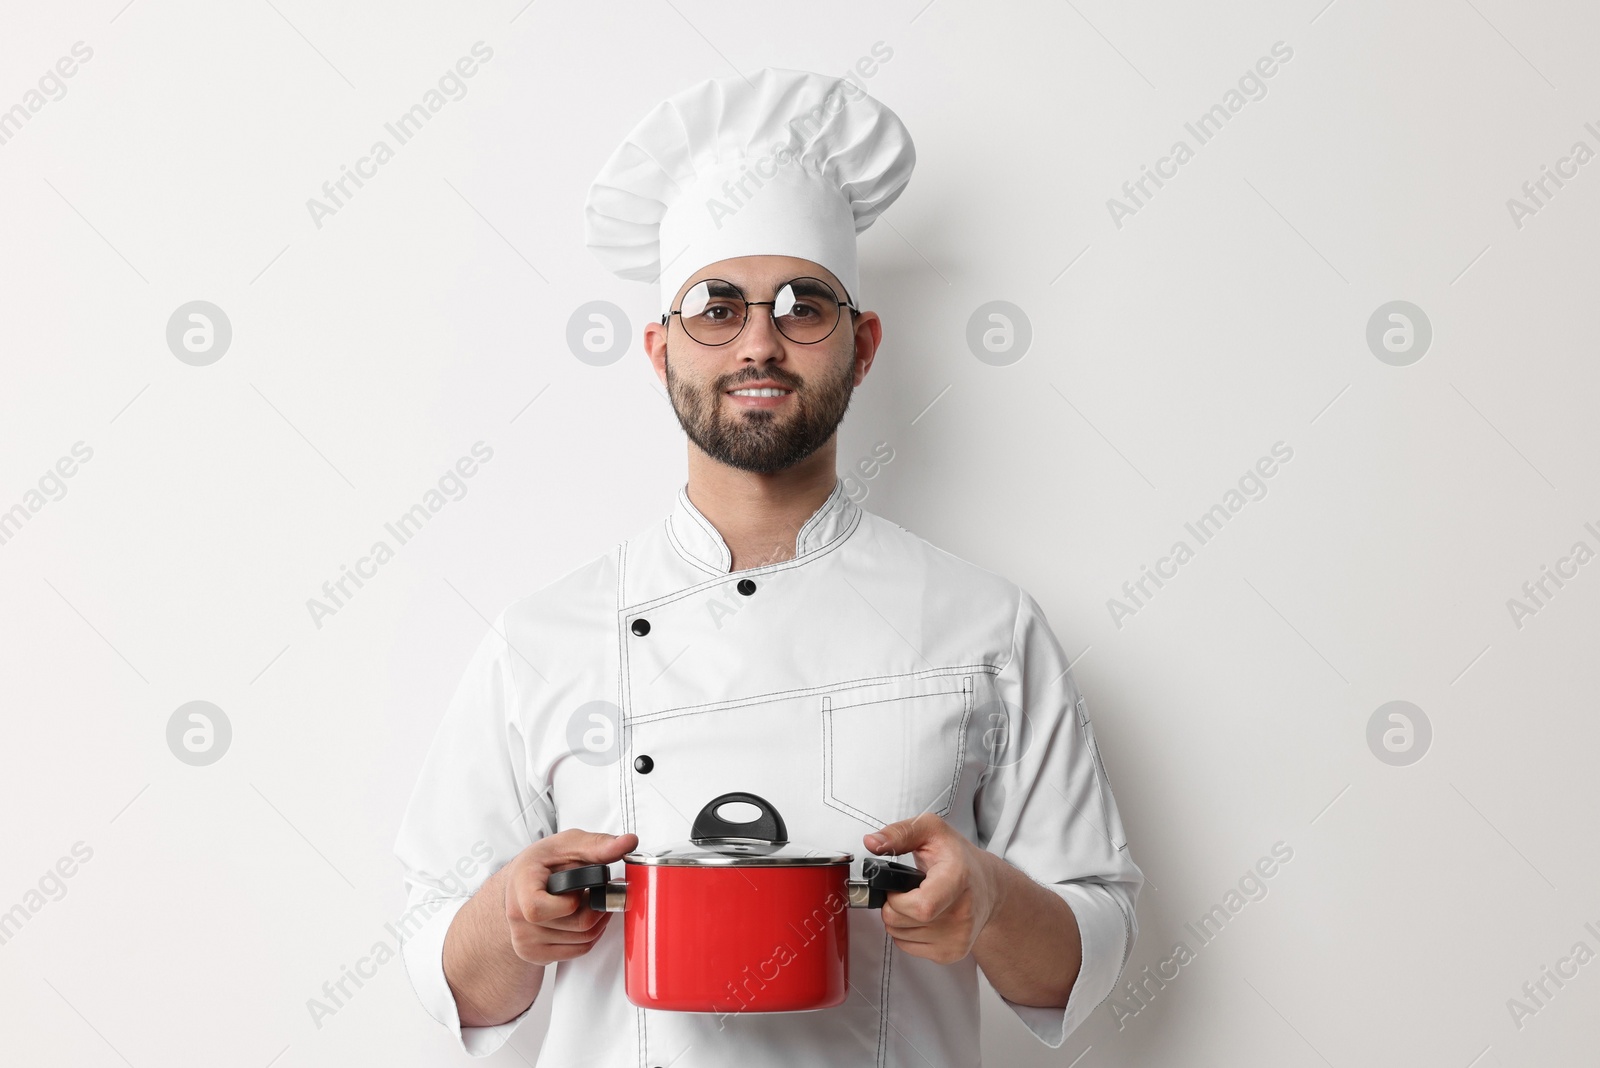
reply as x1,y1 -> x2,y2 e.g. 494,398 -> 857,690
584,67 -> 916,317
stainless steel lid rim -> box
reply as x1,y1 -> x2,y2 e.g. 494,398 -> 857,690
622,851 -> 854,868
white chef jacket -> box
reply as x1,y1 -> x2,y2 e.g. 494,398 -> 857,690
393,476 -> 1142,1066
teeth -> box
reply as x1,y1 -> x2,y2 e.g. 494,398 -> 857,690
730,388 -> 790,397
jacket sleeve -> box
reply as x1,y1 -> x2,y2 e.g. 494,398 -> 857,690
974,588 -> 1143,1047
392,613 -> 556,1058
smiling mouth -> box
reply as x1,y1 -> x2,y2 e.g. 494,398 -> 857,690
727,387 -> 793,397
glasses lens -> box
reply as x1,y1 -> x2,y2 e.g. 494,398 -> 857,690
772,277 -> 841,343
679,280 -> 746,345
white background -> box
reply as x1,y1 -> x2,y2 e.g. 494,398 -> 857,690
2,0 -> 1596,1065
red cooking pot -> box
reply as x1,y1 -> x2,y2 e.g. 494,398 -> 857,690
548,792 -> 923,1014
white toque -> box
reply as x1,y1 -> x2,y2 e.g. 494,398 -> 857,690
584,68 -> 916,316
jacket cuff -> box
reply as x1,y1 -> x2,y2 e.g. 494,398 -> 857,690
998,881 -> 1131,1047
399,894 -> 535,1057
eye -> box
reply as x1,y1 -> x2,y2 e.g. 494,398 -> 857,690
680,281 -> 744,321
774,284 -> 825,320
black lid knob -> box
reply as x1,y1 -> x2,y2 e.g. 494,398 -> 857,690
690,792 -> 787,846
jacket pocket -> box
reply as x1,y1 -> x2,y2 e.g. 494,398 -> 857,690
822,674 -> 974,829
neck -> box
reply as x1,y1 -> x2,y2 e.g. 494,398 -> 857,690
684,442 -> 838,572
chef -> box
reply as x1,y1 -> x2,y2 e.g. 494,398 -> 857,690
393,67 -> 1143,1066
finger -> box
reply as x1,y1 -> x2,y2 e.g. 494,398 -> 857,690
523,886 -> 590,924
532,914 -> 611,944
538,829 -> 640,868
864,813 -> 942,856
537,903 -> 610,932
882,923 -> 942,945
881,897 -> 946,930
881,874 -> 964,928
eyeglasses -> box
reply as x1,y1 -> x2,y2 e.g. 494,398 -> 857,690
663,276 -> 857,346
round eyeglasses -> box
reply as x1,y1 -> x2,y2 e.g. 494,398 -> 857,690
663,277 -> 857,346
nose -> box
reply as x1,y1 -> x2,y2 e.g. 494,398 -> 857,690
733,303 -> 788,362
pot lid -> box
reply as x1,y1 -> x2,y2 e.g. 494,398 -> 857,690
625,792 -> 852,867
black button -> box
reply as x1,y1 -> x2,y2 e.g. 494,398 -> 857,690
634,755 -> 654,774
737,578 -> 756,596
631,618 -> 650,636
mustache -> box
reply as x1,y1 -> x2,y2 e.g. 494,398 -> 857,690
721,369 -> 802,390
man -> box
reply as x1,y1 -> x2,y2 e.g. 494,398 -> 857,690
394,68 -> 1142,1066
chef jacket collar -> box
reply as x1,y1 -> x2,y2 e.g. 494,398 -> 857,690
667,476 -> 859,576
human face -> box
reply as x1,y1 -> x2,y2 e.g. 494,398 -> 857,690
655,256 -> 871,475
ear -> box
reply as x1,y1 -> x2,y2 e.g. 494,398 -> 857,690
644,320 -> 668,385
850,311 -> 883,387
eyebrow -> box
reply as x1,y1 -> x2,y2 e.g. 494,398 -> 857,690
693,278 -> 837,301
783,278 -> 835,301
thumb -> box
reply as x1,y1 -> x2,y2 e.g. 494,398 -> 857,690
864,816 -> 927,856
543,829 -> 639,868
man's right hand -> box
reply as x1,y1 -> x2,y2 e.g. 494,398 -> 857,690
502,829 -> 638,966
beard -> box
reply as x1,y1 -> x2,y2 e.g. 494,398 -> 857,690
664,345 -> 857,474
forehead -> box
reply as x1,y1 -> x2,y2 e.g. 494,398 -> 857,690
677,255 -> 847,300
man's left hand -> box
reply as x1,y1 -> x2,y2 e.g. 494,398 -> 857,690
864,814 -> 1005,964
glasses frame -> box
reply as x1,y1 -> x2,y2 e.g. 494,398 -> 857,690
661,276 -> 859,346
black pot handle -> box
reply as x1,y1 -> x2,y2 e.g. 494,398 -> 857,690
690,792 -> 788,845
546,863 -> 609,902
860,858 -> 925,909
